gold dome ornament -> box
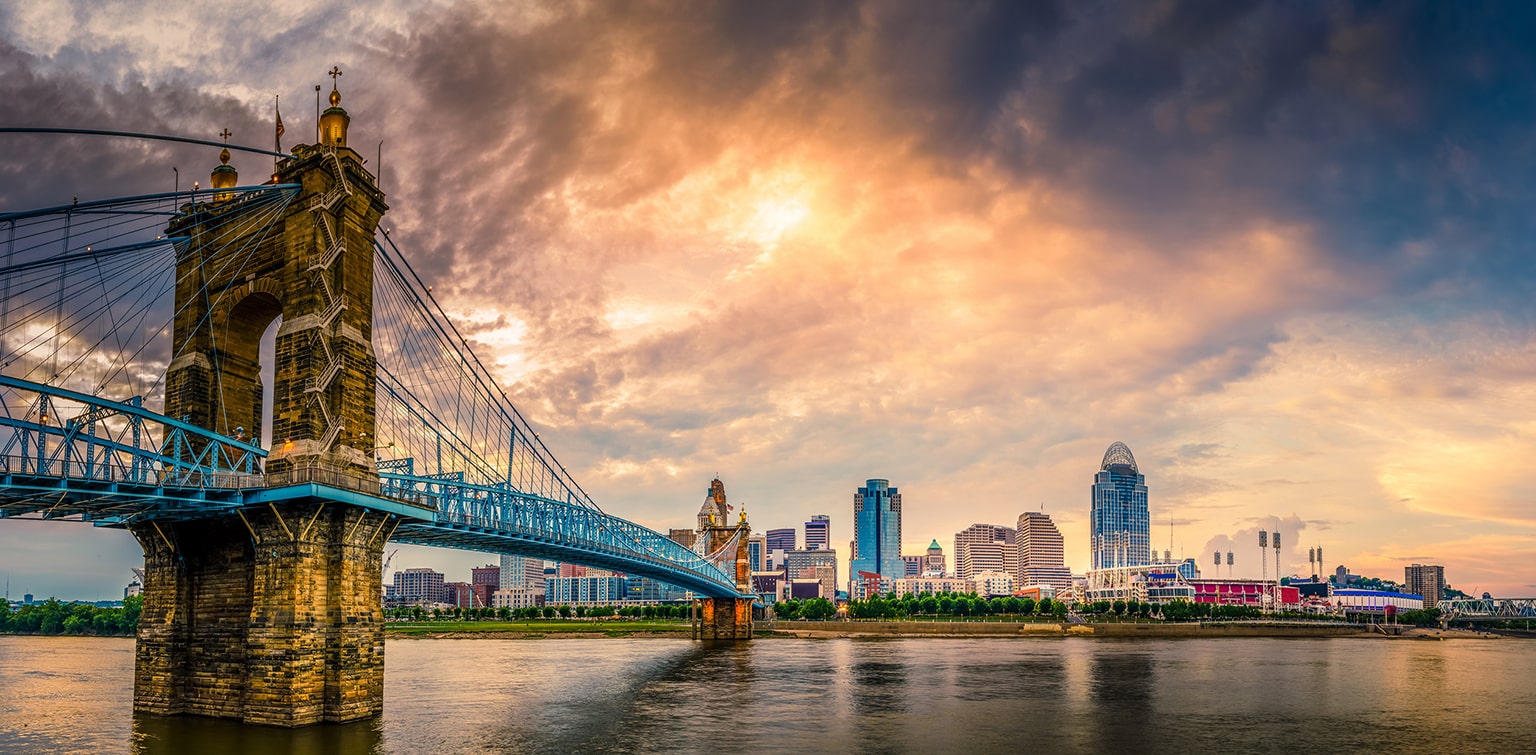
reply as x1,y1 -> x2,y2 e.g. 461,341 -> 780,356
320,65 -> 351,148
211,129 -> 238,201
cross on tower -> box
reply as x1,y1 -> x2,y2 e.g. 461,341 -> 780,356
329,66 -> 343,87
220,128 -> 231,143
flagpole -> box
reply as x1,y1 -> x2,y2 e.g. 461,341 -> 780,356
273,94 -> 282,174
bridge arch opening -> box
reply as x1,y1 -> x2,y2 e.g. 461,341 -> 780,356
215,291 -> 282,445
257,314 -> 282,449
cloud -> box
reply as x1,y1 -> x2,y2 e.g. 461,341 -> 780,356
3,1 -> 1536,598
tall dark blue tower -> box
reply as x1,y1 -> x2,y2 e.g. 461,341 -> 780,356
1090,442 -> 1150,570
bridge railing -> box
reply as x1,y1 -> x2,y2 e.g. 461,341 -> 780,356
0,375 -> 267,488
381,471 -> 737,590
0,452 -> 265,490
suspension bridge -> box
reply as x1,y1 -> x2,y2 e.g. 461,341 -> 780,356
0,77 -> 754,727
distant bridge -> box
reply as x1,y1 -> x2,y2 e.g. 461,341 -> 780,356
1436,597 -> 1536,622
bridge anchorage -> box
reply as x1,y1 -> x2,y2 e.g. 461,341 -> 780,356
0,72 -> 754,728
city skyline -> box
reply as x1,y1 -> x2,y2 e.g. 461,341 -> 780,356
2,2 -> 1535,598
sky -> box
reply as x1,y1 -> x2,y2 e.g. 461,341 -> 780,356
2,0 -> 1535,600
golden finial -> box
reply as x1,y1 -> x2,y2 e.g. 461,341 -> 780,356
329,65 -> 343,106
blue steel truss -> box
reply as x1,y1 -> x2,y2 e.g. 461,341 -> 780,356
0,376 -> 742,596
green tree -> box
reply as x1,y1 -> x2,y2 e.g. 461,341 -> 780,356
804,598 -> 837,620
1112,600 -> 1126,617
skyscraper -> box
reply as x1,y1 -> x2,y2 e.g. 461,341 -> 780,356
765,528 -> 797,553
1405,563 -> 1446,610
1091,441 -> 1150,570
1016,511 -> 1071,592
697,477 -> 730,530
764,527 -> 796,571
747,534 -> 767,573
954,523 -> 1016,579
805,514 -> 831,551
851,479 -> 903,580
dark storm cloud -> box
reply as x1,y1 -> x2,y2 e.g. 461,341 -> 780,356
0,41 -> 281,208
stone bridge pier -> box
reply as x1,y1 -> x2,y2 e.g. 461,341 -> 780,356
692,503 -> 755,640
131,71 -> 393,727
129,501 -> 393,726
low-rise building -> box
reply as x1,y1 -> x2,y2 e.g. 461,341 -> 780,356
889,576 -> 977,597
1190,579 -> 1299,608
442,582 -> 475,608
390,567 -> 445,606
493,587 -> 544,609
546,575 -> 628,605
974,570 -> 1015,597
1330,589 -> 1425,613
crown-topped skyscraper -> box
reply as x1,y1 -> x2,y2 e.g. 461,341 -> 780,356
1090,441 -> 1150,570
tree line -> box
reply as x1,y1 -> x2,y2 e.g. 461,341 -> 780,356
771,593 -> 1287,622
0,596 -> 143,636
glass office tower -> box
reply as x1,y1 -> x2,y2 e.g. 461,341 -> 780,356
1091,441 -> 1150,570
851,479 -> 904,579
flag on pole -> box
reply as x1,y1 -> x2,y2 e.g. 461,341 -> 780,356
275,95 -> 285,153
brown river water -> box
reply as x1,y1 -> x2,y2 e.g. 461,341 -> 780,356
0,634 -> 1533,753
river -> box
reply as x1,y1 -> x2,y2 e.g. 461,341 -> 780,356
0,635 -> 1532,753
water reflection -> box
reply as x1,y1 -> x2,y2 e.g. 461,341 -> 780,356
849,645 -> 909,716
132,714 -> 381,755
1089,649 -> 1154,752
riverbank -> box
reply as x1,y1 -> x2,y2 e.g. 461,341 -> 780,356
763,620 -> 1507,639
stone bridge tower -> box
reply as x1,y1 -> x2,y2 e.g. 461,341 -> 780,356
131,70 -> 393,727
166,75 -> 385,480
